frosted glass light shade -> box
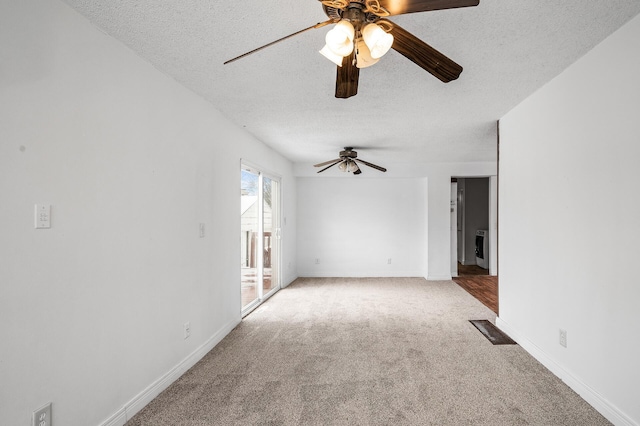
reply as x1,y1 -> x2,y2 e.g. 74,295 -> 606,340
355,38 -> 379,68
348,160 -> 359,172
338,161 -> 348,172
362,23 -> 394,59
320,45 -> 344,66
325,20 -> 355,57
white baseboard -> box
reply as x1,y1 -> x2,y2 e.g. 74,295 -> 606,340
298,271 -> 426,278
427,275 -> 453,281
99,318 -> 240,426
496,318 -> 637,426
100,408 -> 126,426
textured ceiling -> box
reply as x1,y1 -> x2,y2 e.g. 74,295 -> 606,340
62,0 -> 640,165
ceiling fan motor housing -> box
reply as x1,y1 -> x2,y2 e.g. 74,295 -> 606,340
340,147 -> 357,158
323,1 -> 380,26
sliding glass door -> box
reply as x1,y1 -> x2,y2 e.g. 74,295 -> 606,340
240,164 -> 280,315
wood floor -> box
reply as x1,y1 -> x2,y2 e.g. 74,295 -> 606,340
453,263 -> 498,314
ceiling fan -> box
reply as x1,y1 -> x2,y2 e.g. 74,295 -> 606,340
224,0 -> 479,98
314,147 -> 387,174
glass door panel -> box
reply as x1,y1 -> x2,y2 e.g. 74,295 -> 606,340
262,176 -> 279,296
241,169 -> 259,310
241,165 -> 281,315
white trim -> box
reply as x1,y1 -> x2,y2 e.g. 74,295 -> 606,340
427,275 -> 453,281
496,318 -> 637,426
98,318 -> 240,426
296,272 -> 427,278
99,408 -> 126,426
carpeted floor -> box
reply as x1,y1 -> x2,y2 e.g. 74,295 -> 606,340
125,277 -> 610,425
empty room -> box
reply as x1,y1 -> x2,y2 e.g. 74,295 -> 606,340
2,1 -> 639,425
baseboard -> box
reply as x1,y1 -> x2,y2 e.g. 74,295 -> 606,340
98,317 -> 240,426
282,275 -> 299,288
298,271 -> 426,278
496,318 -> 637,426
100,408 -> 126,426
427,275 -> 453,281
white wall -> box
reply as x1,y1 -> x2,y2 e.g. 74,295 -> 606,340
0,1 -> 296,425
294,162 -> 496,280
297,178 -> 427,277
498,13 -> 640,426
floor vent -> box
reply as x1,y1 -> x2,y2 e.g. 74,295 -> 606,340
469,320 -> 516,345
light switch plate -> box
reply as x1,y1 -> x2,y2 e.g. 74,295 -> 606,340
35,204 -> 51,229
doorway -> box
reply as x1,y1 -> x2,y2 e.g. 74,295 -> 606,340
240,164 -> 280,316
451,176 -> 498,314
454,177 -> 492,275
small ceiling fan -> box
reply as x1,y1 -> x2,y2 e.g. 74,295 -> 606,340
224,0 -> 479,98
314,147 -> 387,174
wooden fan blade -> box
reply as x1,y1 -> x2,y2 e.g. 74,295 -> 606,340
224,20 -> 333,65
382,19 -> 463,82
314,158 -> 341,167
355,159 -> 387,172
377,0 -> 479,16
317,160 -> 343,173
335,51 -> 359,99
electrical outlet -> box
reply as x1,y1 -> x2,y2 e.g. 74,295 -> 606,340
33,402 -> 52,426
387,258 -> 392,264
315,258 -> 320,264
34,204 -> 51,229
559,329 -> 567,348
184,322 -> 191,339
198,223 -> 205,238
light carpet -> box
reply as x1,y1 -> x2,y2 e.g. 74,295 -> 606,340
126,277 -> 610,425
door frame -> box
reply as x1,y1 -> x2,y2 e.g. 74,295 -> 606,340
240,160 -> 282,317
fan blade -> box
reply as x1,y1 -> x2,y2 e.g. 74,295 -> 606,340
317,160 -> 343,173
335,51 -> 359,98
314,158 -> 341,167
377,0 -> 479,16
224,20 -> 333,65
382,20 -> 462,82
355,159 -> 387,172
353,163 -> 362,175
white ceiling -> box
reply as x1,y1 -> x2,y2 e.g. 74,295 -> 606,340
62,0 -> 640,166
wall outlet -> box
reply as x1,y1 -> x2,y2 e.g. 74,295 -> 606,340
33,402 -> 52,426
559,329 -> 567,348
184,321 -> 191,339
198,223 -> 205,238
315,258 -> 320,264
387,258 -> 392,264
34,204 -> 51,229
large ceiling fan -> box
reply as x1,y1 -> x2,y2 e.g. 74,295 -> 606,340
225,0 -> 479,98
314,147 -> 387,174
